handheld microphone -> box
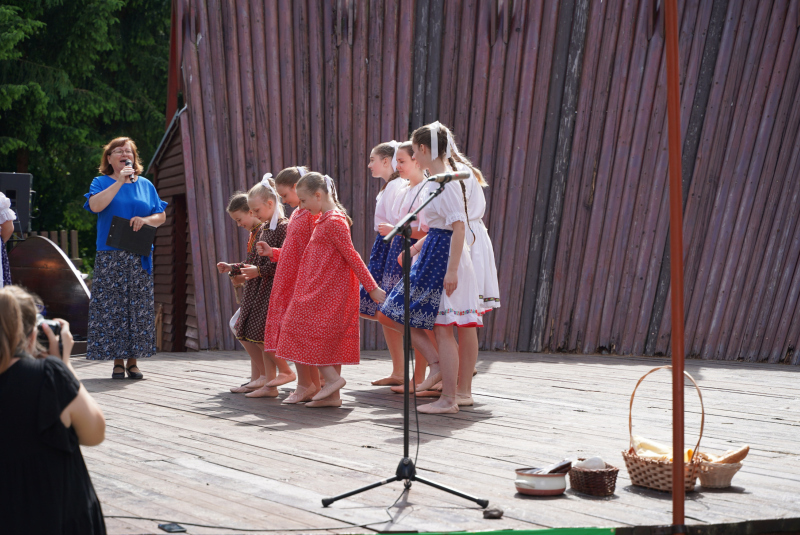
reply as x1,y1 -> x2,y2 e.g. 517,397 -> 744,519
426,171 -> 471,184
124,159 -> 135,182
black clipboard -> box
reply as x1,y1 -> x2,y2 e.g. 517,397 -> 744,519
106,216 -> 156,256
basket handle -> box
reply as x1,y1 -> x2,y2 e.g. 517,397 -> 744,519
628,365 -> 704,464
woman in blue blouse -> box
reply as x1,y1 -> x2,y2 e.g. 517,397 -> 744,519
84,137 -> 167,379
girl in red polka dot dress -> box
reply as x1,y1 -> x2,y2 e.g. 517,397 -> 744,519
276,173 -> 386,408
256,166 -> 322,403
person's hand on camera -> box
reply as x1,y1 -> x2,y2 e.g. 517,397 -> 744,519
40,321 -> 60,358
54,319 -> 74,363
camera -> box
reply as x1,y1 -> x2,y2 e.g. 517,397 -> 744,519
36,314 -> 61,347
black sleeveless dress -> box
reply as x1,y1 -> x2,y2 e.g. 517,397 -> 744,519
0,356 -> 106,534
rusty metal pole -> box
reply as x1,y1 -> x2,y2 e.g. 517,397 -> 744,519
663,0 -> 686,530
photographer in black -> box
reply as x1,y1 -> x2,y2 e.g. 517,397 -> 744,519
0,286 -> 107,535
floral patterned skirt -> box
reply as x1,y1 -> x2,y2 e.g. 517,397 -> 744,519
359,233 -> 391,316
86,250 -> 156,360
380,228 -> 452,330
1,240 -> 11,286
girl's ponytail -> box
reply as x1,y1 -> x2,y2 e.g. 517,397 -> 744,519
372,142 -> 401,191
297,172 -> 354,227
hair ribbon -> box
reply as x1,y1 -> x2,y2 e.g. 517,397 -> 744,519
260,172 -> 280,230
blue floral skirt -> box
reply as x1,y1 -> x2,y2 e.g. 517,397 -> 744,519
359,233 -> 391,316
380,228 -> 452,330
360,234 -> 417,316
86,250 -> 156,360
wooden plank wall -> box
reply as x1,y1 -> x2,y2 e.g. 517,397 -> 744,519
175,0 -> 800,364
151,119 -> 193,353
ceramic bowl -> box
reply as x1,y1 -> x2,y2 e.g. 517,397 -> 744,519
515,467 -> 568,496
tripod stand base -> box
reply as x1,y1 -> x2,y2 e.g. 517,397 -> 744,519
321,457 -> 488,509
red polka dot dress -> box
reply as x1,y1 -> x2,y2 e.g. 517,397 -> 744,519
276,210 -> 378,366
263,208 -> 319,352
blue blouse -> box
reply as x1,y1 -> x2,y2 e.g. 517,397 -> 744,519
83,175 -> 168,274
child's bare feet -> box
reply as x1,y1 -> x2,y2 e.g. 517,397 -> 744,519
266,371 -> 297,387
418,395 -> 459,414
456,394 -> 473,406
230,376 -> 266,393
371,375 -> 404,386
282,384 -> 320,404
416,368 -> 442,392
390,383 -> 414,394
415,389 -> 441,398
312,377 -> 346,401
305,395 -> 343,408
245,385 -> 279,398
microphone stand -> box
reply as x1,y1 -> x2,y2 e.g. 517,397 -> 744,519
322,181 -> 488,509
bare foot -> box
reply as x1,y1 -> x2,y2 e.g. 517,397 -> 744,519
266,372 -> 297,387
298,385 -> 320,402
391,383 -> 415,394
417,396 -> 459,414
371,375 -> 404,386
305,396 -> 343,408
456,395 -> 473,406
415,390 -> 441,398
431,381 -> 443,391
312,377 -> 346,401
282,385 -> 320,404
416,369 -> 442,392
230,376 -> 266,393
245,385 -> 279,398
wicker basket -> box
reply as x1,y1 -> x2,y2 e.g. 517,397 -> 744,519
621,366 -> 704,493
698,460 -> 742,488
569,459 -> 619,497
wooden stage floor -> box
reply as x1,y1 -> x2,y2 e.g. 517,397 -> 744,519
73,350 -> 800,534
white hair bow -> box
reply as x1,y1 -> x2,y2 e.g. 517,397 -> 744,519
429,121 -> 453,161
260,172 -> 280,230
388,140 -> 400,171
323,174 -> 335,195
297,166 -> 307,177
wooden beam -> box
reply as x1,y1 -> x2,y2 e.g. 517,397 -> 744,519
663,0 -> 687,522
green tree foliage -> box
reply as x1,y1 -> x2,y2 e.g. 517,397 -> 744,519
0,0 -> 171,269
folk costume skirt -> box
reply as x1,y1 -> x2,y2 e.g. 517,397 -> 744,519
469,219 -> 501,314
380,228 -> 451,330
359,234 -> 391,316
86,250 -> 156,360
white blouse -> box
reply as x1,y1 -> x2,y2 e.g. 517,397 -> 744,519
392,179 -> 427,230
373,178 -> 407,231
420,176 -> 470,231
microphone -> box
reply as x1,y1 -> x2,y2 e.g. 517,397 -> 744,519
426,170 -> 471,184
124,159 -> 135,183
